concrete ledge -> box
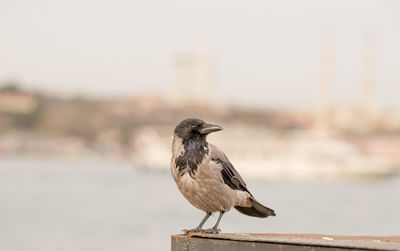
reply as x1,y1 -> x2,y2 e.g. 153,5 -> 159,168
171,233 -> 400,251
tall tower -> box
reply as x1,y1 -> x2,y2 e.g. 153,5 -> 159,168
359,29 -> 377,132
171,47 -> 215,104
315,27 -> 334,132
361,30 -> 376,116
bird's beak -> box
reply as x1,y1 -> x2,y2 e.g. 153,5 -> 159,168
198,123 -> 223,135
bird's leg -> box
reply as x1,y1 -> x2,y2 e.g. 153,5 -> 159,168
194,212 -> 212,231
203,211 -> 225,234
182,212 -> 211,233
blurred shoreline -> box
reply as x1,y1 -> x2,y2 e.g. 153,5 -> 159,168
1,86 -> 400,181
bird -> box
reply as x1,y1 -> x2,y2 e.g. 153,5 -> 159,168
170,118 -> 275,234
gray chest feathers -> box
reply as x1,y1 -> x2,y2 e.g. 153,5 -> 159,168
174,139 -> 209,178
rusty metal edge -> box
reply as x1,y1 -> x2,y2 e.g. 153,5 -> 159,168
171,233 -> 400,251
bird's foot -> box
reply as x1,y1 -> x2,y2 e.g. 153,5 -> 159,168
202,228 -> 221,234
182,227 -> 204,234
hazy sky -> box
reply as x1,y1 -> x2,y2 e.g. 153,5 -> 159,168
1,0 -> 399,109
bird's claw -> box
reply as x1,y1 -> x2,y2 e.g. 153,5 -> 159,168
182,227 -> 221,234
182,228 -> 203,234
203,228 -> 221,234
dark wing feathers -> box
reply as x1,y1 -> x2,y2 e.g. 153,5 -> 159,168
209,144 -> 276,218
209,144 -> 250,194
235,197 -> 276,218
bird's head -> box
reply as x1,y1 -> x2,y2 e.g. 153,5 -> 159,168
174,118 -> 223,141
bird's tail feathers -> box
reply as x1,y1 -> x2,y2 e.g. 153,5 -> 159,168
235,197 -> 275,218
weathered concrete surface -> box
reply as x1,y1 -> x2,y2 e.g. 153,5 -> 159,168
172,233 -> 400,251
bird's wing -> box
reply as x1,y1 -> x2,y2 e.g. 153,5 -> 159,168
209,144 -> 250,193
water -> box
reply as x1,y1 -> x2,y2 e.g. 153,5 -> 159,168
0,157 -> 399,251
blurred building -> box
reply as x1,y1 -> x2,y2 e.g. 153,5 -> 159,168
171,47 -> 215,103
0,91 -> 38,114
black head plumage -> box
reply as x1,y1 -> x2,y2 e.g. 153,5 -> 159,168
174,118 -> 206,140
174,118 -> 222,141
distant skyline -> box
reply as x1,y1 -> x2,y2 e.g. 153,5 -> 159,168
1,0 -> 400,109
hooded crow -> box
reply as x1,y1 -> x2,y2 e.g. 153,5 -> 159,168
171,118 -> 275,234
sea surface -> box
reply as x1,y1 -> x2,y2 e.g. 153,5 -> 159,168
0,157 -> 399,251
